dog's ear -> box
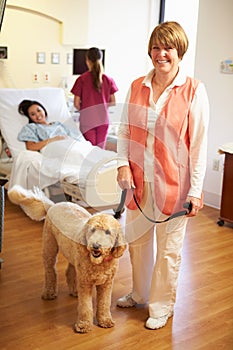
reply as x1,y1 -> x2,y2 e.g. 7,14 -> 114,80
112,227 -> 127,258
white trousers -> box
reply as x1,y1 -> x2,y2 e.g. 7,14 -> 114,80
125,182 -> 187,318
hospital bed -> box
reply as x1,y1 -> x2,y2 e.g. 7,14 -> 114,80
0,87 -> 122,213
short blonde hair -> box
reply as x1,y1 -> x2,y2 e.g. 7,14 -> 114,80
148,21 -> 189,60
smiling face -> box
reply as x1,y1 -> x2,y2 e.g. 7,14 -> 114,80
150,43 -> 181,75
148,22 -> 189,75
28,104 -> 48,124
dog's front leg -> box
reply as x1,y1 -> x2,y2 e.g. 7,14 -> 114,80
96,280 -> 115,328
74,284 -> 93,333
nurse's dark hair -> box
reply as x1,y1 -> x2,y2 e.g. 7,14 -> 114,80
148,21 -> 189,60
18,100 -> 48,123
86,47 -> 103,92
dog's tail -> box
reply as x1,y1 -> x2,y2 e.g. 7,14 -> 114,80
8,185 -> 54,221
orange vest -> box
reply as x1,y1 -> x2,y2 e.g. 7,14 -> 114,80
125,76 -> 199,215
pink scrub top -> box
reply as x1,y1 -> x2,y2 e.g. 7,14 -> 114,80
71,71 -> 118,132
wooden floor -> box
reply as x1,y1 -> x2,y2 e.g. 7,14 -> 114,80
0,195 -> 233,350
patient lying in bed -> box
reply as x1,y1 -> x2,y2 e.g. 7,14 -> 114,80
17,99 -> 83,151
8,100 -> 116,191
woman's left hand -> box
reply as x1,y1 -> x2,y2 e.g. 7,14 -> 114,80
186,194 -> 204,217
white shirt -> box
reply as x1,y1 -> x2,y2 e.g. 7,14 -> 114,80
117,68 -> 209,198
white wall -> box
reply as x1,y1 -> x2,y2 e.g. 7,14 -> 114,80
87,0 -> 160,102
3,0 -> 89,44
0,2 -> 74,89
164,0 -> 200,77
195,0 -> 233,208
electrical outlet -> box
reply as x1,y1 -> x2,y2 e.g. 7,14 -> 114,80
33,72 -> 39,83
44,72 -> 50,83
213,159 -> 219,171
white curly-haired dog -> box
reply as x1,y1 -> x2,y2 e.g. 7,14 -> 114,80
8,185 -> 126,333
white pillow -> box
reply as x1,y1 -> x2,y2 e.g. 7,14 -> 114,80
0,87 -> 71,158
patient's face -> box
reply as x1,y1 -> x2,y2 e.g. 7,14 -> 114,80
28,104 -> 47,124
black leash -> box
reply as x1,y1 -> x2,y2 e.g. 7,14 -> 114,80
115,188 -> 192,223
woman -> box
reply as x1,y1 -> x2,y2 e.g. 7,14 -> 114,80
71,47 -> 118,149
116,21 -> 209,330
18,100 -> 81,151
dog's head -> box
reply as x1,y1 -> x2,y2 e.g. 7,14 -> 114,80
82,214 -> 126,265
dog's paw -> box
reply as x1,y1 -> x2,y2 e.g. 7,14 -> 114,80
41,290 -> 57,300
74,321 -> 92,333
97,317 -> 115,328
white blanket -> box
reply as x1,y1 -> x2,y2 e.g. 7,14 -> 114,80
8,138 -> 117,190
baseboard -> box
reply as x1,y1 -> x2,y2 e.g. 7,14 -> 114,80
203,190 -> 221,209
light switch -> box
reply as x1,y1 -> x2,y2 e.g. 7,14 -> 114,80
220,59 -> 233,74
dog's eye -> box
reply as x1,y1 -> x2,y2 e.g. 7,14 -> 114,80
105,229 -> 111,235
91,228 -> 95,233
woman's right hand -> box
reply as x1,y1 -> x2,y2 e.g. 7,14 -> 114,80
117,165 -> 135,190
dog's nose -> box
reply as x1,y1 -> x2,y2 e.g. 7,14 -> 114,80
93,243 -> 101,250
